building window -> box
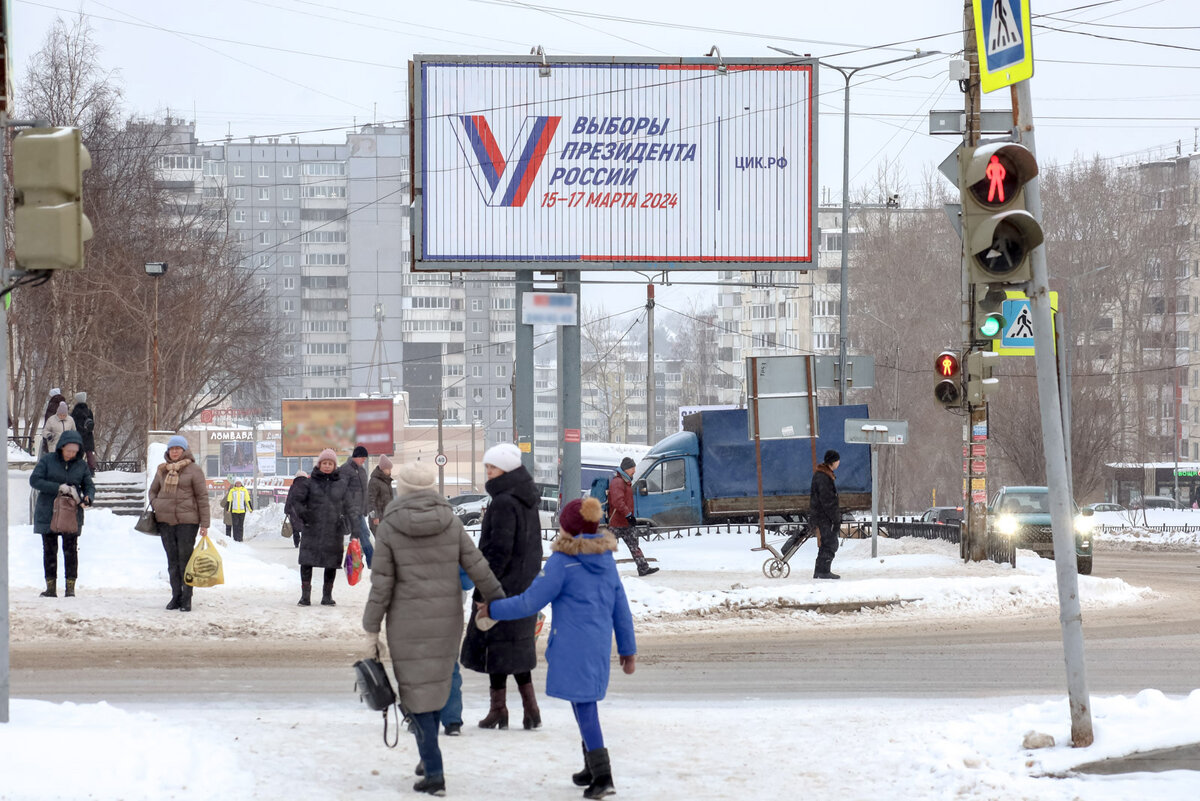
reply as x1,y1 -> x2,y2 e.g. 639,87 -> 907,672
258,165 -> 270,178
300,230 -> 347,243
282,187 -> 294,201
496,344 -> 507,355
283,277 -> 295,290
258,210 -> 270,223
471,299 -> 484,312
233,165 -> 245,178
282,299 -> 295,313
282,255 -> 295,267
495,365 -> 507,378
472,365 -> 483,377
258,232 -> 271,245
280,210 -> 294,223
303,162 -> 347,176
234,210 -> 246,223
234,187 -> 246,200
257,187 -> 270,201
471,321 -> 483,334
496,387 -> 508,399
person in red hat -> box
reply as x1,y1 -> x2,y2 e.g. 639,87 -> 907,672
476,496 -> 637,799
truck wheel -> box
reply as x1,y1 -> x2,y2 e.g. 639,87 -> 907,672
762,558 -> 790,579
1077,555 -> 1093,575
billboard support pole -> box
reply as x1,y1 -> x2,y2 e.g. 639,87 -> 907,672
561,271 -> 582,503
515,271 -> 536,473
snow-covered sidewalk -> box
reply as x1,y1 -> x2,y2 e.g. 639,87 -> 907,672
3,691 -> 1198,800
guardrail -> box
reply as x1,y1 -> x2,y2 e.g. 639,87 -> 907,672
1096,523 -> 1200,533
97,460 -> 143,473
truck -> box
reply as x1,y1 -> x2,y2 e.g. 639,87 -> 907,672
631,405 -> 872,528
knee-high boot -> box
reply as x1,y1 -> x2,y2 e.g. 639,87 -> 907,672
517,681 -> 541,730
477,687 -> 508,729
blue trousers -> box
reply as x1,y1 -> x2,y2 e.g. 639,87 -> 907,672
572,701 -> 604,751
357,516 -> 374,568
410,711 -> 442,778
440,662 -> 463,728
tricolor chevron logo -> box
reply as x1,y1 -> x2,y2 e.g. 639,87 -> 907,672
452,115 -> 561,207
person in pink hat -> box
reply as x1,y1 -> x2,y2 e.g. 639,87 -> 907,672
288,448 -> 357,606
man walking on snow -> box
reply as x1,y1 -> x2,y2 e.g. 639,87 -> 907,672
607,457 -> 659,576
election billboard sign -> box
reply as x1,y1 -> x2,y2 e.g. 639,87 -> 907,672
411,55 -> 818,270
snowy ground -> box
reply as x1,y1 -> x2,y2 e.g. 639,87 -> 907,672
5,472 -> 1199,799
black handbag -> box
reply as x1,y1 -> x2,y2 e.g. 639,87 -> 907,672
134,506 -> 157,535
353,658 -> 403,747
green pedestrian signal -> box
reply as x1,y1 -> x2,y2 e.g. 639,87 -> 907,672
979,312 -> 1005,339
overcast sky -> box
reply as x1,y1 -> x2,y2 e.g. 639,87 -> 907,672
9,0 -> 1199,314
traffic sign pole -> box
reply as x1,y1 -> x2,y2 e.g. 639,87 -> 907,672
1014,78 -> 1094,748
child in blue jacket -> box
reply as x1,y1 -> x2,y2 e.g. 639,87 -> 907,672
477,496 -> 636,799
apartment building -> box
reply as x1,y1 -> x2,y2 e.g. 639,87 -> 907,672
151,119 -> 518,448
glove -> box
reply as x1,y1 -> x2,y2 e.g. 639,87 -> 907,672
626,513 -> 637,526
362,630 -> 388,661
474,601 -> 498,631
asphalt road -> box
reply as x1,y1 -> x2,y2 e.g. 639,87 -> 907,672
10,548 -> 1199,703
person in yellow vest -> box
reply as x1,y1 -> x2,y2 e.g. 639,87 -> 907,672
225,479 -> 253,542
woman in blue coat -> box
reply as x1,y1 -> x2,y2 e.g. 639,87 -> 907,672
478,496 -> 636,799
29,429 -> 95,598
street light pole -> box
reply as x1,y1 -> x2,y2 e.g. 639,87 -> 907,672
144,262 -> 168,430
771,48 -> 940,403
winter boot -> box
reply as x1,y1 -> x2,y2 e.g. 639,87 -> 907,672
64,579 -> 76,597
637,565 -> 660,576
320,579 -> 336,606
165,596 -> 181,610
297,582 -> 311,606
518,681 -> 542,730
412,774 -> 446,796
572,741 -> 593,787
582,748 -> 614,799
39,579 -> 57,598
477,687 -> 508,729
415,760 -> 425,776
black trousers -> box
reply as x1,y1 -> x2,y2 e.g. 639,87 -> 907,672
41,532 -> 79,581
814,522 -> 840,574
159,523 -> 199,603
230,512 -> 246,542
299,565 -> 338,585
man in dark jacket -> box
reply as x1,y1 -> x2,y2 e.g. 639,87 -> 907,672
460,443 -> 544,731
69,392 -> 97,471
811,449 -> 842,580
339,445 -> 373,568
607,456 -> 658,576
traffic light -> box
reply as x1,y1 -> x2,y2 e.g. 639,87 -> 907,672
965,350 -> 1000,405
958,142 -> 1042,286
13,127 -> 93,271
934,350 -> 962,409
975,285 -> 1007,341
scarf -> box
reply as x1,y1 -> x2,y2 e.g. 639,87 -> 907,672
161,457 -> 193,489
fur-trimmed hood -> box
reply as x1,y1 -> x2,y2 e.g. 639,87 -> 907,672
551,529 -> 618,574
815,463 -> 837,480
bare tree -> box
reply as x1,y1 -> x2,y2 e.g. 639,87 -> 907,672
8,15 -> 281,461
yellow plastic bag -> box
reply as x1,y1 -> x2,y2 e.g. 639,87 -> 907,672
184,534 -> 225,588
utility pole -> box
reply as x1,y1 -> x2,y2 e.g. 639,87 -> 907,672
471,420 -> 477,491
645,283 -> 655,445
1,108 -> 10,725
437,395 -> 445,496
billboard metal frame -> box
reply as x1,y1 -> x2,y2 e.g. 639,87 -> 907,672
410,54 -> 819,272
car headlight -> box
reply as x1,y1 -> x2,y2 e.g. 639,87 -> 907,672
1074,515 -> 1095,535
997,515 -> 1019,536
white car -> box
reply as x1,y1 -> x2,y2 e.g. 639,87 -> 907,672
453,497 -> 488,525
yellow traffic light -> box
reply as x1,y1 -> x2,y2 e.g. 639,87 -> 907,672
13,127 -> 93,271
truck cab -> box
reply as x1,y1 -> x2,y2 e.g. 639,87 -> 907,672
631,431 -> 703,526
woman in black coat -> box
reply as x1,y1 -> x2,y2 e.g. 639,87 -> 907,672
29,429 -> 95,598
290,449 -> 356,606
460,444 -> 544,730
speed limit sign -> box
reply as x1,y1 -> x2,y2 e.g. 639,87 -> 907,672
434,453 -> 448,467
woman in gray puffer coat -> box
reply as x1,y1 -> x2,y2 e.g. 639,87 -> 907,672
362,461 -> 504,797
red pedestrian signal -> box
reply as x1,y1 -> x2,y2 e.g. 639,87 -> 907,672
935,350 -> 963,409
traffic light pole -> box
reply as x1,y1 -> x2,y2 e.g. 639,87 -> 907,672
1013,79 -> 1094,748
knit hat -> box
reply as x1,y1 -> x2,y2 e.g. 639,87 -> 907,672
352,445 -> 369,458
166,434 -> 188,450
378,454 -> 393,471
823,449 -> 841,466
234,479 -> 244,486
620,457 -> 637,471
48,388 -> 62,399
559,497 -> 604,537
294,470 -> 308,478
74,392 -> 87,404
317,448 -> 338,465
395,462 -> 437,496
482,443 -> 522,473
56,401 -> 69,416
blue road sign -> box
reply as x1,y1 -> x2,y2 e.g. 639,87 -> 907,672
973,0 -> 1034,93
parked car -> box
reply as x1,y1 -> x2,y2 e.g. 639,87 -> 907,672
1083,502 -> 1124,513
447,492 -> 486,508
988,486 -> 1093,574
1129,496 -> 1184,510
920,506 -> 964,525
453,496 -> 489,525
538,496 -> 558,529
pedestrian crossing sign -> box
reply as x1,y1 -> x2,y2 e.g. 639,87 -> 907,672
992,290 -> 1057,356
972,0 -> 1034,93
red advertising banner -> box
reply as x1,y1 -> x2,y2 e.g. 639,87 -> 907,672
281,400 -> 394,457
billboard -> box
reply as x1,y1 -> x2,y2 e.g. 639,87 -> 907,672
281,399 -> 394,457
412,55 -> 817,270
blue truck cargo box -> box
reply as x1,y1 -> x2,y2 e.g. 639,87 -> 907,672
683,405 -> 872,502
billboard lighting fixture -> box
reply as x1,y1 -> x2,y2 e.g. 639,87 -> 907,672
707,46 -> 727,75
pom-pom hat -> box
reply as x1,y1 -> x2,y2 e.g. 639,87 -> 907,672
559,497 -> 604,536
